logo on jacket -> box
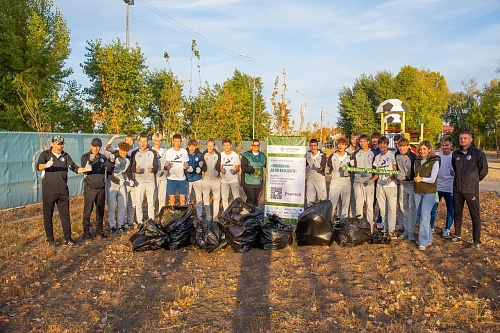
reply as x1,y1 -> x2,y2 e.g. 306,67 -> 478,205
60,157 -> 65,162
466,155 -> 471,160
174,155 -> 180,161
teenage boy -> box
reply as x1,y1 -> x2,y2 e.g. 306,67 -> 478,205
429,135 -> 455,238
37,135 -> 91,246
200,139 -> 222,221
165,134 -> 189,206
449,131 -> 488,247
130,134 -> 158,223
105,134 -> 138,227
241,139 -> 267,207
346,132 -> 360,217
220,138 -> 241,211
373,136 -> 398,237
81,138 -> 112,240
306,138 -> 327,206
107,142 -> 132,233
152,132 -> 168,211
350,134 -> 376,228
395,138 -> 417,240
326,137 -> 351,218
186,139 -> 203,218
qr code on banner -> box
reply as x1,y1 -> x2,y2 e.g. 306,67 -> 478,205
270,187 -> 283,200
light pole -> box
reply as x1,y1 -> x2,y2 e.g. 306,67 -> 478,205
239,54 -> 255,139
296,90 -> 305,136
320,108 -> 336,149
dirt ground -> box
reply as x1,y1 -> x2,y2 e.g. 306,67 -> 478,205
1,156 -> 499,332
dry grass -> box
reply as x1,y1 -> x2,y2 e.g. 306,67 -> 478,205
1,192 -> 499,332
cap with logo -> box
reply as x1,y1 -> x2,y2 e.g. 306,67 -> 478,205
52,135 -> 65,144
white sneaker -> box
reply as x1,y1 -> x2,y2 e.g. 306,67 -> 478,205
442,229 -> 450,239
418,245 -> 426,251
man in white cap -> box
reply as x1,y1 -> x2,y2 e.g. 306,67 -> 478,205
37,135 -> 91,246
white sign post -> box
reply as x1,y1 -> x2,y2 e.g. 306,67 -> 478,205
265,136 -> 307,222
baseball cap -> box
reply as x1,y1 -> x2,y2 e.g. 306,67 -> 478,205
52,135 -> 64,144
91,138 -> 102,147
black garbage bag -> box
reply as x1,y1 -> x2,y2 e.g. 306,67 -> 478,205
130,205 -> 197,251
368,230 -> 392,244
191,219 -> 227,253
130,219 -> 168,252
295,200 -> 334,246
218,198 -> 264,253
255,214 -> 293,250
332,216 -> 372,247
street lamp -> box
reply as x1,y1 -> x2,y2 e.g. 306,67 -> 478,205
320,108 -> 336,149
239,54 -> 255,139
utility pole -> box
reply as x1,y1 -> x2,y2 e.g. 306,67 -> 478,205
320,107 -> 324,149
124,0 -> 134,49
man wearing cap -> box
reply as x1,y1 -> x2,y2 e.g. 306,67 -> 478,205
37,135 -> 91,246
81,138 -> 112,240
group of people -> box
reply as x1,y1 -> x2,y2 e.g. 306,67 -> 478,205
37,129 -> 488,250
37,134 -> 266,246
305,130 -> 488,250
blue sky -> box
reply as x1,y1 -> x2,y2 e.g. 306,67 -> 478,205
53,0 -> 500,129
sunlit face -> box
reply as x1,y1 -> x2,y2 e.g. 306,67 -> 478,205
118,148 -> 127,158
398,144 -> 409,155
188,144 -> 196,154
337,142 -> 347,152
139,137 -> 148,150
251,141 -> 260,153
153,137 -> 162,148
90,145 -> 100,155
418,145 -> 430,158
206,141 -> 215,153
379,141 -> 388,154
51,142 -> 64,154
350,136 -> 359,147
125,137 -> 135,147
441,140 -> 453,155
359,138 -> 369,150
459,134 -> 472,149
172,138 -> 181,149
222,142 -> 232,153
309,142 -> 318,153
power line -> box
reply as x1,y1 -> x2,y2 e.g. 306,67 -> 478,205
134,0 -> 279,73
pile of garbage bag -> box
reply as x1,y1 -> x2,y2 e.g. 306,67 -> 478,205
130,205 -> 196,251
332,216 -> 372,247
295,200 -> 334,246
191,219 -> 228,253
255,213 -> 293,250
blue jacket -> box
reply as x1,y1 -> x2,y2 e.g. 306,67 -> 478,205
185,150 -> 203,182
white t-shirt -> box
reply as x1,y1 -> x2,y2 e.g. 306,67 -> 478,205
437,152 -> 454,193
221,151 -> 240,184
165,147 -> 188,181
373,151 -> 397,187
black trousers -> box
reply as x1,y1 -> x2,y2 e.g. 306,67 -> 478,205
453,191 -> 481,243
83,187 -> 106,234
243,186 -> 262,207
43,192 -> 72,241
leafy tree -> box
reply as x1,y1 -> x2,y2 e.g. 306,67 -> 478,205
395,66 -> 450,142
145,69 -> 184,138
0,0 -> 71,132
479,78 -> 500,150
82,39 -> 148,134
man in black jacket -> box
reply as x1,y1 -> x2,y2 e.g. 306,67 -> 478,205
81,138 -> 112,240
37,135 -> 91,246
449,131 -> 488,247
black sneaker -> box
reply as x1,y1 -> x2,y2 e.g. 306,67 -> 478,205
449,236 -> 462,243
63,239 -> 78,247
120,225 -> 130,232
471,241 -> 480,249
110,227 -> 117,234
47,239 -> 61,247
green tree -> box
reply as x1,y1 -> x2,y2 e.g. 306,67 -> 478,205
82,39 -> 148,134
0,0 -> 71,132
395,66 -> 450,142
145,69 -> 184,138
479,78 -> 500,150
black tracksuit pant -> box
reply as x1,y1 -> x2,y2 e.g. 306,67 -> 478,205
243,186 -> 262,207
43,192 -> 72,241
83,187 -> 106,235
453,190 -> 481,243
